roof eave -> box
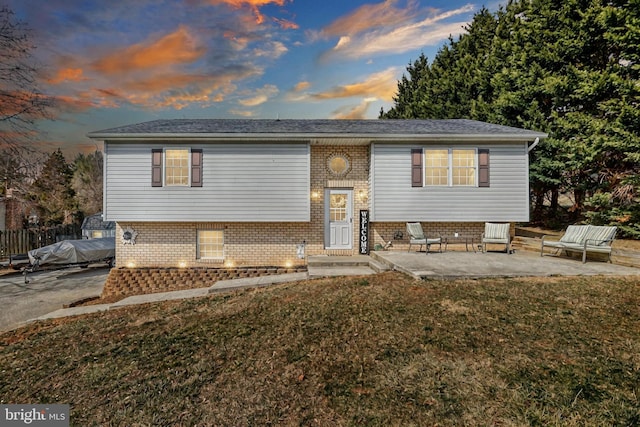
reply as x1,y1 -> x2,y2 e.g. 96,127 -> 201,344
88,132 -> 548,142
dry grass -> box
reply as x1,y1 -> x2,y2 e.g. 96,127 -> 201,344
1,272 -> 639,426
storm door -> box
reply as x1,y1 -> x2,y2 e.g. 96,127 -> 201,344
324,189 -> 353,249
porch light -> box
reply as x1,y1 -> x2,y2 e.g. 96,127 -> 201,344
126,261 -> 136,268
311,190 -> 320,200
178,261 -> 187,268
224,260 -> 235,268
284,260 -> 293,268
358,189 -> 368,202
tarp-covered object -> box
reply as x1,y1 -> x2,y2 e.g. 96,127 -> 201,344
28,237 -> 115,266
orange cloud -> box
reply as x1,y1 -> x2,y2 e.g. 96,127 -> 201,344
293,81 -> 310,92
273,17 -> 298,29
0,90 -> 51,118
332,98 -> 377,119
320,3 -> 474,61
209,0 -> 287,24
93,26 -> 205,75
117,64 -> 260,110
48,68 -> 86,84
52,92 -> 119,113
238,84 -> 279,107
310,68 -> 399,102
51,95 -> 96,113
322,0 -> 417,37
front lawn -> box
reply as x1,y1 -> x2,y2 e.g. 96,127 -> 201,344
1,272 -> 639,426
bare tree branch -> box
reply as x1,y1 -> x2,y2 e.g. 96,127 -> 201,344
0,6 -> 51,155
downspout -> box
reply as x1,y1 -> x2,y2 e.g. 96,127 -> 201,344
527,137 -> 540,152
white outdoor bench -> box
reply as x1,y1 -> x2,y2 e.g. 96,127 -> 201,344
540,225 -> 617,263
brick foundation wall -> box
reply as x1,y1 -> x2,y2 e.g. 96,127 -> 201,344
114,220 -> 513,267
370,222 -> 514,251
115,222 -> 317,268
102,266 -> 307,298
369,222 -> 516,251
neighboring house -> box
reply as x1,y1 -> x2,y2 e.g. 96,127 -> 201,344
2,189 -> 37,230
81,212 -> 116,239
88,119 -> 547,268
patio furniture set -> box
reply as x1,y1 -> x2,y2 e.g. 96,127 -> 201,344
540,224 -> 617,263
406,222 -> 512,254
407,222 -> 618,263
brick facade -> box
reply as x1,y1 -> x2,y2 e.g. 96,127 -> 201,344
114,146 -> 513,268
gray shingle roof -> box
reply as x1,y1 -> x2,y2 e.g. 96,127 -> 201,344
88,119 -> 547,141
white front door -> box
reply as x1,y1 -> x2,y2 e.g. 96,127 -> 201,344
325,189 -> 353,249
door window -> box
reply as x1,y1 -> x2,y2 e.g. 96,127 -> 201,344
330,193 -> 348,221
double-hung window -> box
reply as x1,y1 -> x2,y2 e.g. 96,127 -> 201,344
151,148 -> 203,187
451,149 -> 476,186
412,148 -> 490,187
197,230 -> 224,260
424,149 -> 450,186
165,149 -> 190,186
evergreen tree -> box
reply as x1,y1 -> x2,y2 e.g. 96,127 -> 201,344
381,0 -> 640,236
72,150 -> 103,216
30,149 -> 76,225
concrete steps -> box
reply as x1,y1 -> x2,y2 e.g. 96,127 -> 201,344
307,255 -> 390,278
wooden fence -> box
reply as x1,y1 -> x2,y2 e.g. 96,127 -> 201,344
0,225 -> 82,260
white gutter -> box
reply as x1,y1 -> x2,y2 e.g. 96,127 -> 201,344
87,132 -> 549,143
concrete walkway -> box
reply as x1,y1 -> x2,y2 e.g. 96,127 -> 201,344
30,272 -> 310,324
7,249 -> 640,332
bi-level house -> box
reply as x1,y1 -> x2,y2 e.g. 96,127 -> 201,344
88,119 -> 547,268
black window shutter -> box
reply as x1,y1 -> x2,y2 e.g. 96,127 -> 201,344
411,148 -> 423,187
478,149 -> 490,187
151,149 -> 163,187
191,149 -> 203,187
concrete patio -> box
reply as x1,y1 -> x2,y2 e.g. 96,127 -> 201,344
370,249 -> 640,280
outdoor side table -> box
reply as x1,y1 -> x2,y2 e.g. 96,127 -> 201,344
443,235 -> 478,252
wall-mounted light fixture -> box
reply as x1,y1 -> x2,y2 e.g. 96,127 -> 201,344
358,189 -> 368,202
126,261 -> 136,268
284,260 -> 293,268
311,190 -> 320,200
178,261 -> 187,268
224,260 -> 235,268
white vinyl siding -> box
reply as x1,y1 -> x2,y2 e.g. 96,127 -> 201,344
104,142 -> 310,222
371,143 -> 530,222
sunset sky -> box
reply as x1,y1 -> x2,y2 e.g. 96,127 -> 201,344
7,0 -> 491,156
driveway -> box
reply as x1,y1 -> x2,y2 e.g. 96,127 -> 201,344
0,267 -> 109,332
